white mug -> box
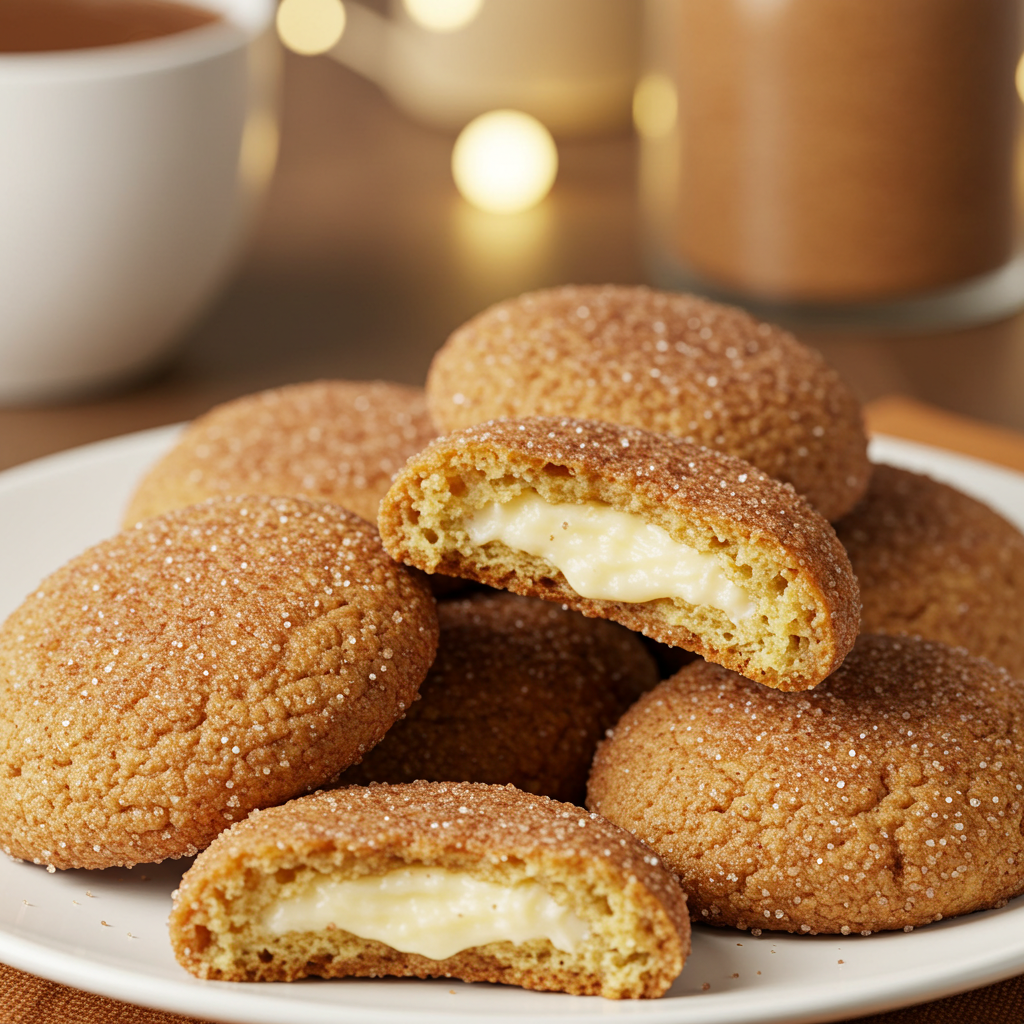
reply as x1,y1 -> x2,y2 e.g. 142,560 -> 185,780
0,0 -> 280,404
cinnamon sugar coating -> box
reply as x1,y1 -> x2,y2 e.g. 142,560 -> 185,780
378,416 -> 860,691
123,380 -> 437,527
0,496 -> 438,870
170,781 -> 690,998
588,634 -> 1024,935
340,593 -> 659,802
426,285 -> 869,521
834,464 -> 1024,677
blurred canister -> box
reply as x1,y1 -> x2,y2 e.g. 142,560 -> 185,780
640,0 -> 1022,306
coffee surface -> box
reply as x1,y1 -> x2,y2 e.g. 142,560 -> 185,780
0,0 -> 220,52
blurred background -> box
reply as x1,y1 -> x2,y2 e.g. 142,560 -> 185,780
4,0 -> 1024,471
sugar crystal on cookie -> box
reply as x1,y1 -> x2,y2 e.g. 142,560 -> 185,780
170,782 -> 691,998
0,495 -> 438,870
378,416 -> 859,691
588,634 -> 1024,935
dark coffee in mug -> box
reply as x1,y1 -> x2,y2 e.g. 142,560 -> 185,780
0,0 -> 220,53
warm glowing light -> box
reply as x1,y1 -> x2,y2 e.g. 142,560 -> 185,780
276,0 -> 346,55
633,73 -> 677,139
1016,52 -> 1024,104
239,109 -> 280,195
452,110 -> 558,214
403,0 -> 483,33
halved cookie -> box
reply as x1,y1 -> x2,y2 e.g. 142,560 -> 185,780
169,781 -> 690,998
378,417 -> 859,691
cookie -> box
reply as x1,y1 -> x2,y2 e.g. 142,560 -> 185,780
588,634 -> 1024,936
426,285 -> 870,521
0,495 -> 439,870
340,592 -> 659,802
834,464 -> 1024,677
378,416 -> 860,691
169,781 -> 690,998
123,380 -> 437,527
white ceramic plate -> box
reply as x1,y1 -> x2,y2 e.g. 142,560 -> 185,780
2,428 -> 1024,1024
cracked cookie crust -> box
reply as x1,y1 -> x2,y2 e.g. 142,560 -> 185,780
0,495 -> 438,870
588,634 -> 1024,935
426,284 -> 870,521
124,380 -> 437,528
834,463 -> 1024,678
340,592 -> 659,802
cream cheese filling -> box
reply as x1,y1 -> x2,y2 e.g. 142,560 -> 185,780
261,865 -> 590,960
465,490 -> 756,622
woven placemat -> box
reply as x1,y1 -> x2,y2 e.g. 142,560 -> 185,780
1,963 -> 206,1024
4,962 -> 1024,1024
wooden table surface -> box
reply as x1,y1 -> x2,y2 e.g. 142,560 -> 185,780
4,46 -> 1024,1024
3,50 -> 1024,471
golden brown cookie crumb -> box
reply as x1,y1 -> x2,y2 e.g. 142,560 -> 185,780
0,496 -> 438,869
169,781 -> 690,998
378,416 -> 860,691
588,634 -> 1024,935
834,464 -> 1024,677
426,285 -> 869,521
123,380 -> 437,527
340,592 -> 659,802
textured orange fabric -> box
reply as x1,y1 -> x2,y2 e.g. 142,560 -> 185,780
4,961 -> 1024,1024
0,964 -> 211,1024
850,974 -> 1024,1024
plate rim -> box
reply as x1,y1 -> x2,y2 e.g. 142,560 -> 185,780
2,426 -> 1024,1024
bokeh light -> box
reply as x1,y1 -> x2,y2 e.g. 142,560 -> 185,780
1017,52 -> 1024,104
451,110 -> 558,214
633,73 -> 677,139
276,0 -> 346,55
403,0 -> 483,33
239,109 -> 280,196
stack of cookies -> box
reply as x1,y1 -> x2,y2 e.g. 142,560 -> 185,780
2,285 -> 1023,998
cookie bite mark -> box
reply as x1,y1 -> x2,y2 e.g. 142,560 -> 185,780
169,782 -> 690,999
340,592 -> 659,803
588,635 -> 1024,936
0,496 -> 439,870
378,417 -> 859,691
123,379 -> 437,527
426,285 -> 870,520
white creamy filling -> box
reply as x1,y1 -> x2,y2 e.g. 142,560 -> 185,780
261,866 -> 590,960
465,490 -> 756,622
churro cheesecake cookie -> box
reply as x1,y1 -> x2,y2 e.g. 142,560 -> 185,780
426,285 -> 870,521
169,781 -> 690,998
378,417 -> 859,691
588,634 -> 1024,936
124,380 -> 437,527
834,464 -> 1024,677
341,593 -> 659,802
0,495 -> 438,870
